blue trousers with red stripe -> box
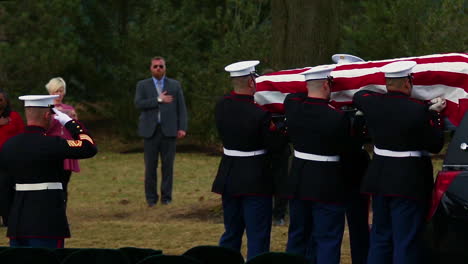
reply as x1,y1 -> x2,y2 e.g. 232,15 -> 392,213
219,195 -> 272,261
10,238 -> 65,248
287,199 -> 346,264
367,195 -> 426,264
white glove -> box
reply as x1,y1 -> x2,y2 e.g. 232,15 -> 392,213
428,97 -> 447,112
355,110 -> 364,116
53,108 -> 72,125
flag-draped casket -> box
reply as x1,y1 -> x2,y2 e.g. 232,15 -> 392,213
255,53 -> 468,126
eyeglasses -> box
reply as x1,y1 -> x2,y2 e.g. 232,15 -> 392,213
153,65 -> 165,69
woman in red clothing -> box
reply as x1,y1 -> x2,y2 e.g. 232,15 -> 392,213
0,90 -> 25,226
0,91 -> 25,148
45,77 -> 80,207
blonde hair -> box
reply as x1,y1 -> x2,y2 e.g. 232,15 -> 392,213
45,77 -> 66,94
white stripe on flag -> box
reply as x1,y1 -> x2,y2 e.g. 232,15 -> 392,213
255,91 -> 288,105
255,85 -> 468,105
411,85 -> 468,103
330,85 -> 387,102
256,74 -> 305,84
332,62 -> 468,78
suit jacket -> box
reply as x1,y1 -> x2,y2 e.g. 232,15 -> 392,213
353,90 -> 444,201
135,77 -> 188,138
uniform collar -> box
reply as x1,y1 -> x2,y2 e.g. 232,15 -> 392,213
305,96 -> 329,103
25,125 -> 47,133
386,91 -> 409,97
230,91 -> 254,101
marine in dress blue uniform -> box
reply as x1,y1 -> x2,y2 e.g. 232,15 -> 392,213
0,95 -> 98,248
212,61 -> 273,261
280,65 -> 351,264
352,61 -> 445,264
333,54 -> 370,264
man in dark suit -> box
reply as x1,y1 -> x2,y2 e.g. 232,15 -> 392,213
135,56 -> 188,207
281,65 -> 351,264
0,95 -> 97,248
353,61 -> 445,264
213,60 -> 273,261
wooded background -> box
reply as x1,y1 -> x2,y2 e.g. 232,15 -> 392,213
0,0 -> 466,143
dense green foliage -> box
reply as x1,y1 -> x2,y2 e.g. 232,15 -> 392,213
0,0 -> 465,143
341,0 -> 467,60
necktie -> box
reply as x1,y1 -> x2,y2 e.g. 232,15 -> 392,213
157,82 -> 162,123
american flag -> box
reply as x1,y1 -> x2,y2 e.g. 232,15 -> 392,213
255,53 -> 468,126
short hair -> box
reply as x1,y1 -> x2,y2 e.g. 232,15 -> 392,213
25,107 -> 49,122
150,56 -> 166,65
306,79 -> 326,92
231,75 -> 251,91
45,77 -> 66,94
386,78 -> 407,90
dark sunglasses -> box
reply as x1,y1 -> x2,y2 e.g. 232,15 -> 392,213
152,65 -> 165,69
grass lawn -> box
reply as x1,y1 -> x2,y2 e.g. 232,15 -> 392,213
0,135 -> 445,263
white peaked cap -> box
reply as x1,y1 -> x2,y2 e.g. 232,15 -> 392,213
18,95 -> 58,107
332,54 -> 364,64
224,60 -> 260,77
380,61 -> 417,78
300,64 -> 337,81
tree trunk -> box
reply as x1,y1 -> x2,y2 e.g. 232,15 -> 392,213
271,0 -> 340,70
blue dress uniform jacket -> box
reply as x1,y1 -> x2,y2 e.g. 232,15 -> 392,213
0,121 -> 97,239
280,93 -> 351,202
353,90 -> 444,201
212,92 -> 273,196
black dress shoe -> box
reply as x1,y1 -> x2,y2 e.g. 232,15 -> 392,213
147,202 -> 156,208
161,200 -> 172,205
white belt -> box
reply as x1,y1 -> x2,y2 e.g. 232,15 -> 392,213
294,150 -> 340,162
373,146 -> 428,158
15,182 -> 63,191
223,148 -> 267,157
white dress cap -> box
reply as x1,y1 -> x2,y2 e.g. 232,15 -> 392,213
225,60 -> 260,77
332,54 -> 364,64
380,61 -> 417,78
18,95 -> 59,107
300,64 -> 337,81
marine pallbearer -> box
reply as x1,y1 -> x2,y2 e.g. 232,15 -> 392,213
212,60 -> 274,261
332,53 -> 371,264
353,61 -> 445,264
281,65 -> 351,264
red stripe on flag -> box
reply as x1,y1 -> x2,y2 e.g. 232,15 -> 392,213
414,71 -> 468,89
256,81 -> 307,93
255,53 -> 468,126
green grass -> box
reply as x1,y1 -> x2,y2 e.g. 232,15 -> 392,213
0,137 -> 445,263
